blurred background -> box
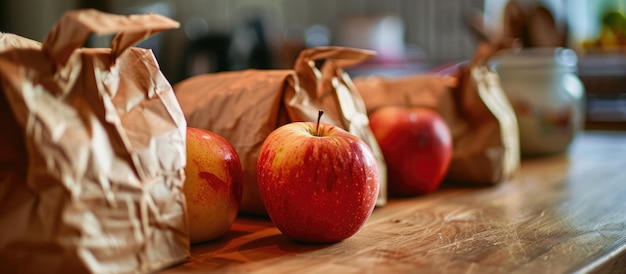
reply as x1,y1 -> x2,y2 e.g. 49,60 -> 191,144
1,0 -> 625,129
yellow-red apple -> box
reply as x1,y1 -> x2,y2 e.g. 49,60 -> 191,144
184,127 -> 243,244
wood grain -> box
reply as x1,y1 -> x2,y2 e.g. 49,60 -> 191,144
163,131 -> 626,273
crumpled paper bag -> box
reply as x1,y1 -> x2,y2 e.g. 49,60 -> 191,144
175,46 -> 387,215
0,9 -> 189,273
354,44 -> 520,185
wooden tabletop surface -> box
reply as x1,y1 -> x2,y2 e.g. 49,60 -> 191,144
164,131 -> 626,274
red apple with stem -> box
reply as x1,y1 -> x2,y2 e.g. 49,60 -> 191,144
184,127 -> 243,244
257,111 -> 379,243
369,106 -> 452,196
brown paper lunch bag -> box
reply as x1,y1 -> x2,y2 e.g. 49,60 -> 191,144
175,46 -> 388,215
0,10 -> 189,273
354,49 -> 520,185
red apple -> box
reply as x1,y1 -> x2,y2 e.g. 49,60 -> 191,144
184,127 -> 243,244
369,106 -> 452,196
257,111 -> 379,243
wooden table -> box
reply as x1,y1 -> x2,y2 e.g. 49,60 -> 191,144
164,131 -> 626,273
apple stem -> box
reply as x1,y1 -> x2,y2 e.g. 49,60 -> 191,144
316,110 -> 324,137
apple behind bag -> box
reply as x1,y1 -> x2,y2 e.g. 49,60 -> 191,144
0,10 -> 189,273
175,47 -> 388,215
354,44 -> 520,185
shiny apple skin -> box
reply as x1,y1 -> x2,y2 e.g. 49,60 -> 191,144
369,107 -> 452,195
257,122 -> 379,243
184,127 -> 243,244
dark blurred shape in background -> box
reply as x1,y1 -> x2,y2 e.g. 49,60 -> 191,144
501,0 -> 568,48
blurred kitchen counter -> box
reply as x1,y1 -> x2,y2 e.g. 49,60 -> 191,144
164,130 -> 626,273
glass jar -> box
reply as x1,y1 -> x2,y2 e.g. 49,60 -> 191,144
491,47 -> 586,156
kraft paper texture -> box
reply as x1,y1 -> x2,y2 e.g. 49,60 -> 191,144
354,48 -> 520,185
175,46 -> 388,215
0,9 -> 189,273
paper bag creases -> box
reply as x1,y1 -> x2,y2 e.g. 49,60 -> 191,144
354,62 -> 519,185
175,46 -> 387,215
175,69 -> 292,216
0,10 -> 188,273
